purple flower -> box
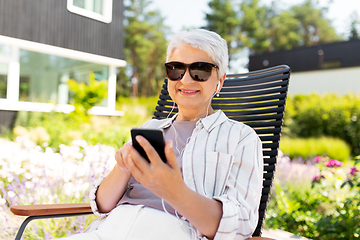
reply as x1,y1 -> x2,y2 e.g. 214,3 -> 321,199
314,156 -> 322,163
312,175 -> 325,182
349,167 -> 359,176
326,159 -> 343,168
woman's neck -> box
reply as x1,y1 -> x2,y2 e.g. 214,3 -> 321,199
176,107 -> 215,121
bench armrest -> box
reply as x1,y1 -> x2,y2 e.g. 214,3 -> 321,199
252,238 -> 276,240
10,203 -> 93,217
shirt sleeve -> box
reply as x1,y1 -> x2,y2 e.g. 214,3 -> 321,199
89,175 -> 110,217
212,128 -> 263,240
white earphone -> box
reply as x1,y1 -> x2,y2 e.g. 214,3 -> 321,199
216,81 -> 221,92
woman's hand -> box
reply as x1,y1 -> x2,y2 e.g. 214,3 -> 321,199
115,142 -> 135,172
126,136 -> 185,199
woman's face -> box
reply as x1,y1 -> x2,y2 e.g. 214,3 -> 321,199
167,45 -> 224,120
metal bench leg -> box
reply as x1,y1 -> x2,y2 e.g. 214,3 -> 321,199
15,216 -> 38,240
14,213 -> 93,240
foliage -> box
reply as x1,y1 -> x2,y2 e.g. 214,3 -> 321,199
284,93 -> 360,156
11,97 -> 158,152
123,0 -> 168,97
265,155 -> 360,239
14,111 -> 83,151
290,0 -> 340,46
239,0 -> 272,53
205,0 -> 241,63
269,7 -> 302,51
349,11 -> 360,40
67,72 -> 108,121
279,136 -> 351,162
340,155 -> 360,190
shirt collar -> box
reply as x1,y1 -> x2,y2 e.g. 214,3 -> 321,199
158,113 -> 178,129
197,110 -> 228,132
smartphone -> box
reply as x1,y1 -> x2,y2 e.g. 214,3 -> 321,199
131,128 -> 167,163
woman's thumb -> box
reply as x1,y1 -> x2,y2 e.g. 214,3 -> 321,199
164,140 -> 179,169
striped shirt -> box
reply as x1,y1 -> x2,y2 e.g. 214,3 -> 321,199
90,110 -> 263,240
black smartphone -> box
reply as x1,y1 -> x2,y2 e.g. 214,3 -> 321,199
131,128 -> 167,163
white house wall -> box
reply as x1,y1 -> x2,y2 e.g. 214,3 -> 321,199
289,66 -> 360,95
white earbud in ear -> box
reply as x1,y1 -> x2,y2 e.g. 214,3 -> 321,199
216,81 -> 221,97
216,81 -> 221,92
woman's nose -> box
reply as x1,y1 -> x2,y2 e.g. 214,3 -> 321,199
180,68 -> 195,84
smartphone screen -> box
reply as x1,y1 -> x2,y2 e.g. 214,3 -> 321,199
131,128 -> 167,163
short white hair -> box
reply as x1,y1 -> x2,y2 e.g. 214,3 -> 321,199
166,29 -> 229,78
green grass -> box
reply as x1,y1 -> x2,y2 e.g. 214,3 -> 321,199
280,136 -> 351,162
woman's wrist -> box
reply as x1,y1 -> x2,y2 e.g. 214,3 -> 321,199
115,162 -> 132,177
96,164 -> 132,213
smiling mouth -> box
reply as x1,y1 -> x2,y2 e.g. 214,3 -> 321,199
179,89 -> 199,93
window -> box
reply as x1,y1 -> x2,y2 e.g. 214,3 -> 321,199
67,0 -> 113,23
19,49 -> 109,106
19,76 -> 30,101
0,63 -> 8,99
0,44 -> 11,56
323,60 -> 341,69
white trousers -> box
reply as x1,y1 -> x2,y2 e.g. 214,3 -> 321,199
58,205 -> 193,240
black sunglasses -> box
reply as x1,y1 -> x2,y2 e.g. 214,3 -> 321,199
165,61 -> 218,82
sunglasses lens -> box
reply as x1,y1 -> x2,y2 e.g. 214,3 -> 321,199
165,62 -> 186,81
165,62 -> 217,81
189,62 -> 213,81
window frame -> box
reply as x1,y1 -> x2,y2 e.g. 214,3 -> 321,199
67,0 -> 113,23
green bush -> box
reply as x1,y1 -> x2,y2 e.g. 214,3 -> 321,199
284,93 -> 360,156
14,111 -> 82,149
280,136 -> 351,162
67,72 -> 108,122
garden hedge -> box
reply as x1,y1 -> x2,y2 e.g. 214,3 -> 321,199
284,93 -> 360,156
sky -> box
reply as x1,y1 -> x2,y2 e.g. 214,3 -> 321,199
151,0 -> 360,38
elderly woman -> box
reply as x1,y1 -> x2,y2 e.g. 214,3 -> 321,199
61,29 -> 263,240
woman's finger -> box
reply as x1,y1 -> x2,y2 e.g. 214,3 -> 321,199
116,144 -> 133,171
135,135 -> 163,166
128,140 -> 150,172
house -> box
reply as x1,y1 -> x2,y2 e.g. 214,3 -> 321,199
248,39 -> 360,95
0,0 -> 126,131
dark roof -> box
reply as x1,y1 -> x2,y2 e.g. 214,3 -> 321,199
248,39 -> 360,72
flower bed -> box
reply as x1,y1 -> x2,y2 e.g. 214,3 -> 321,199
0,137 -> 116,239
266,154 -> 360,239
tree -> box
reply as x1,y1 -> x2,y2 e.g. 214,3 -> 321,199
239,0 -> 271,53
269,10 -> 302,51
349,11 -> 360,40
123,0 -> 168,97
237,0 -> 341,54
205,0 -> 241,64
290,0 -> 341,46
